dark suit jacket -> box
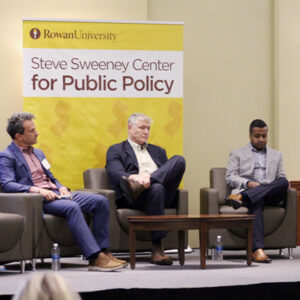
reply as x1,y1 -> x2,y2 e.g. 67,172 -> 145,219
105,140 -> 168,200
0,142 -> 63,193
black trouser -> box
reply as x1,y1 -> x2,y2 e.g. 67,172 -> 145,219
241,177 -> 289,250
133,155 -> 186,243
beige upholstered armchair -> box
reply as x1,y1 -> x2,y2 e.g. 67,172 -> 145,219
0,193 -> 36,273
0,189 -> 119,268
0,192 -> 80,270
200,168 -> 297,257
82,168 -> 188,252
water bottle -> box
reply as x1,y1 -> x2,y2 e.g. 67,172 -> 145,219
51,243 -> 60,271
213,235 -> 223,261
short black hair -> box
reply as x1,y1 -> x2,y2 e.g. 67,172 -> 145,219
249,119 -> 268,134
6,112 -> 35,139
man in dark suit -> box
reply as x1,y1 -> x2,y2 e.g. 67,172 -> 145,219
106,113 -> 185,265
0,112 -> 126,271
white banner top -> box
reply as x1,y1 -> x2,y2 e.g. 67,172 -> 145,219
23,48 -> 183,98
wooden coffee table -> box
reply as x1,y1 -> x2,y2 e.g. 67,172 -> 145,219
127,214 -> 254,269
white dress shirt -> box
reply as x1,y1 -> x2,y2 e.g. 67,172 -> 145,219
127,138 -> 158,175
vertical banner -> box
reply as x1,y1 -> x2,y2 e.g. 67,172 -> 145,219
23,20 -> 183,189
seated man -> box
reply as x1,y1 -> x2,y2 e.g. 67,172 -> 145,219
0,112 -> 126,272
225,119 -> 289,263
106,113 -> 185,265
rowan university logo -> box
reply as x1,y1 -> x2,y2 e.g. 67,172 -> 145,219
30,28 -> 41,40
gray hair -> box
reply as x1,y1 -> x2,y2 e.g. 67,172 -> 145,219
7,112 -> 35,139
127,113 -> 152,126
13,273 -> 81,300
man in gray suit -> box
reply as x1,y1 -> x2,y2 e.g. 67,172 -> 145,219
226,119 -> 289,263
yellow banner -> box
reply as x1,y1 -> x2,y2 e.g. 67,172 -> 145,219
23,20 -> 183,190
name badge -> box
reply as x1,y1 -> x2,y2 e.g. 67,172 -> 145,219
41,158 -> 51,170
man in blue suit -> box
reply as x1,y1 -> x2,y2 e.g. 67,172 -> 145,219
106,113 -> 186,265
0,112 -> 125,271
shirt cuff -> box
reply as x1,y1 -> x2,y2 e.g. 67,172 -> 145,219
242,180 -> 249,189
29,186 -> 40,193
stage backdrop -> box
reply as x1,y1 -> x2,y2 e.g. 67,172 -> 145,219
23,20 -> 183,189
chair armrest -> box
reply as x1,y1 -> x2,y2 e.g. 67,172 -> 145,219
83,168 -> 109,189
74,188 -> 117,212
263,187 -> 298,248
282,188 -> 297,237
177,189 -> 188,214
0,193 -> 43,259
74,188 -> 119,226
285,188 -> 297,209
0,193 -> 42,217
200,187 -> 219,214
74,188 -> 115,200
75,188 -> 124,249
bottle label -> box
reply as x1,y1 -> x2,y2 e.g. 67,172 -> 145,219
52,254 -> 60,260
216,246 -> 223,251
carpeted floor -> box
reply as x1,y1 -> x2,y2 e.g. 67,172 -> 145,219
0,247 -> 299,297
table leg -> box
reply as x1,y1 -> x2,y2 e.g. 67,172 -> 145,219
178,230 -> 185,265
199,223 -> 207,269
246,221 -> 253,266
129,227 -> 136,270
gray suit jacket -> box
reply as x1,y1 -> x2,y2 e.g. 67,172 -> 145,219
225,144 -> 286,195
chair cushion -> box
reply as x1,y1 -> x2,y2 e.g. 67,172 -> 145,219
219,205 -> 286,238
0,213 -> 24,252
117,208 -> 177,241
44,213 -> 90,247
219,205 -> 248,215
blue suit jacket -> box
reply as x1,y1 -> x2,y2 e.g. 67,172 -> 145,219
0,142 -> 63,193
105,140 -> 168,199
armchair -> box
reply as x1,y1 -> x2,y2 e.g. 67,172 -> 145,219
200,168 -> 297,256
83,168 -> 188,251
0,193 -> 36,273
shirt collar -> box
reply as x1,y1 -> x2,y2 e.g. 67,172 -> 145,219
13,141 -> 34,153
249,143 -> 266,153
127,138 -> 147,151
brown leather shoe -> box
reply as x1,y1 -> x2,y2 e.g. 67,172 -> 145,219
225,194 -> 243,210
88,252 -> 124,271
105,251 -> 128,268
120,176 -> 145,201
252,248 -> 272,263
150,249 -> 173,265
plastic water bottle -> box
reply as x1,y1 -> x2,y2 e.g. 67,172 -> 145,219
51,243 -> 60,271
213,235 -> 223,261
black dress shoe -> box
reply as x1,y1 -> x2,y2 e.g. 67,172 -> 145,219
120,176 -> 144,201
225,194 -> 243,210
